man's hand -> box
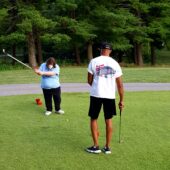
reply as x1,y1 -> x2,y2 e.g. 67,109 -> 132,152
119,101 -> 124,111
116,76 -> 124,111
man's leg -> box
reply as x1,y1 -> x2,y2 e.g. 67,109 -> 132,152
86,118 -> 101,153
90,118 -> 99,147
86,96 -> 101,153
105,119 -> 113,148
103,98 -> 116,150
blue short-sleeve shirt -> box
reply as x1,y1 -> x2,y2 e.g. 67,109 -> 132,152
39,63 -> 60,89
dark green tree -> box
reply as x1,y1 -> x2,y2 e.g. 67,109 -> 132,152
146,0 -> 170,65
119,0 -> 170,65
43,0 -> 96,64
0,0 -> 25,64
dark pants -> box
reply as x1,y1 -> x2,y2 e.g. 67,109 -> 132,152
42,87 -> 61,112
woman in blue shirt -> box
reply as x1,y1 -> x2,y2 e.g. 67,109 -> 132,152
34,57 -> 64,116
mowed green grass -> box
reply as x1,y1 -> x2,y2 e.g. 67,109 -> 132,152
0,92 -> 169,170
0,67 -> 170,84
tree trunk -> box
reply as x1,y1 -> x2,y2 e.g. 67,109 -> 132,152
35,32 -> 43,65
134,43 -> 138,64
87,42 -> 93,61
27,32 -> 37,67
12,44 -> 16,65
164,40 -> 170,50
134,42 -> 143,66
75,45 -> 81,65
150,42 -> 156,65
133,10 -> 143,66
118,51 -> 123,63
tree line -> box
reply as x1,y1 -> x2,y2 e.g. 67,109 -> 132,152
0,0 -> 170,66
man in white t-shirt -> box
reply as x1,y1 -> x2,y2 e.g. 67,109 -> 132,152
86,42 -> 124,154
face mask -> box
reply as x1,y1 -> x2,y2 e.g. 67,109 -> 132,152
48,65 -> 53,69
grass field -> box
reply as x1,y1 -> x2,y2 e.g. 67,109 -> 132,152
0,92 -> 169,170
0,67 -> 170,84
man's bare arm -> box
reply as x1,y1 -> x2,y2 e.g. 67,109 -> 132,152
116,76 -> 124,110
88,72 -> 93,86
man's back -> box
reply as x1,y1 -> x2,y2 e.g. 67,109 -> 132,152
88,55 -> 122,99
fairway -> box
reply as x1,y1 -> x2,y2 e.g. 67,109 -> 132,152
0,67 -> 170,85
0,92 -> 169,170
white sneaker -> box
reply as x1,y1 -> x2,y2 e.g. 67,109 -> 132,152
56,109 -> 64,114
45,111 -> 52,116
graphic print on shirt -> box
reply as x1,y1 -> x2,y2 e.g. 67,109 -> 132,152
96,64 -> 116,78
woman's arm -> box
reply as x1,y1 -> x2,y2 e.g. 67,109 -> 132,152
34,68 -> 57,76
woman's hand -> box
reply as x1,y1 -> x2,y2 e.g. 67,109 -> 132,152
34,68 -> 43,76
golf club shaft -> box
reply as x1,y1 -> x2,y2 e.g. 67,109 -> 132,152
3,50 -> 32,69
119,109 -> 122,143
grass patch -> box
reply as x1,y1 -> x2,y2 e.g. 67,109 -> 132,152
0,92 -> 169,170
0,63 -> 28,71
123,67 -> 170,82
0,67 -> 170,84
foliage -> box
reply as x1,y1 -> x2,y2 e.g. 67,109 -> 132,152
0,32 -> 25,44
41,33 -> 71,48
0,0 -> 170,65
17,7 -> 55,33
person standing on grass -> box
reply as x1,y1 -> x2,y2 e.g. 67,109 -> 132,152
86,42 -> 124,154
34,57 -> 64,116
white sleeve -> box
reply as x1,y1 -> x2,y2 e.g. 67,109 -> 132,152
115,62 -> 123,78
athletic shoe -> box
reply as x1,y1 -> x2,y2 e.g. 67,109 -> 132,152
86,146 -> 101,154
45,111 -> 52,116
102,147 -> 111,154
55,109 -> 65,114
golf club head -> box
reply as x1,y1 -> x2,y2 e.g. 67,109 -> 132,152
2,49 -> 6,53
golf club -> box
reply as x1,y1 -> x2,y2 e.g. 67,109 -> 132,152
119,109 -> 123,143
2,49 -> 32,69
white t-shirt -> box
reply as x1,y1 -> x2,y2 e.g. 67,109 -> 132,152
88,55 -> 122,99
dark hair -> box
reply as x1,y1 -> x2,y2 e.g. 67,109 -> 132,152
46,57 -> 56,68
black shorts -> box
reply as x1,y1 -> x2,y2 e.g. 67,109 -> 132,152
88,96 -> 116,120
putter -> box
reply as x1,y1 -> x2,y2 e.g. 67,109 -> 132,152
119,109 -> 123,143
2,49 -> 32,69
